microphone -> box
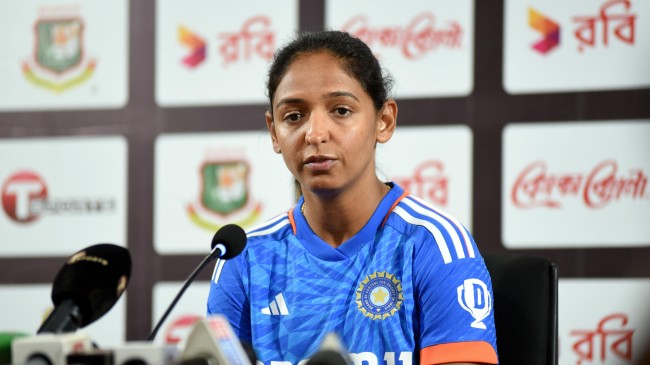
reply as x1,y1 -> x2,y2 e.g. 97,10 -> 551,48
179,315 -> 252,365
12,244 -> 130,365
306,333 -> 352,365
38,243 -> 131,334
210,224 -> 247,260
0,332 -> 27,365
11,330 -> 94,365
306,350 -> 349,365
147,224 -> 247,341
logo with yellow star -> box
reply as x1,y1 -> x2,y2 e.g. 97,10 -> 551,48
356,271 -> 403,320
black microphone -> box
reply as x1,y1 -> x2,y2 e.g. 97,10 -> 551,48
38,244 -> 131,334
306,350 -> 349,365
305,333 -> 352,365
210,224 -> 247,260
147,224 -> 247,341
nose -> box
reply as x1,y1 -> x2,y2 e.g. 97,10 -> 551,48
305,110 -> 329,145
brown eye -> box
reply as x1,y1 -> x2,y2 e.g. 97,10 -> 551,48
334,107 -> 351,117
284,113 -> 303,123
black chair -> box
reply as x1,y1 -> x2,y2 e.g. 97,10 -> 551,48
483,253 -> 558,365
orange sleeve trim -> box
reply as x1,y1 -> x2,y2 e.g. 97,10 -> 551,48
288,206 -> 297,235
420,341 -> 498,365
382,190 -> 410,227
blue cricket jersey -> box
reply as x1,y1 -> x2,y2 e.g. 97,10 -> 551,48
207,183 -> 498,365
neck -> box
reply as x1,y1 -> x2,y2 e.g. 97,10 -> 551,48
301,179 -> 390,248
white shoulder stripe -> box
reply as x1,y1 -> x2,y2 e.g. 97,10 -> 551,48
248,215 -> 290,238
401,197 -> 466,260
394,206 -> 453,264
409,195 -> 475,258
247,213 -> 289,235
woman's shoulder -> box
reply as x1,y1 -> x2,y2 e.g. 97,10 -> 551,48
386,193 -> 477,264
245,211 -> 294,245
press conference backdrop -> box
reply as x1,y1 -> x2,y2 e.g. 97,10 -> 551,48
0,0 -> 648,364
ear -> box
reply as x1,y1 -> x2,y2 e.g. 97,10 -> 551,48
266,111 -> 282,154
376,99 -> 397,144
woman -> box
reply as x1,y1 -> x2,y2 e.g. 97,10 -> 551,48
207,31 -> 498,365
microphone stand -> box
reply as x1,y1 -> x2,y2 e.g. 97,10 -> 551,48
147,245 -> 224,341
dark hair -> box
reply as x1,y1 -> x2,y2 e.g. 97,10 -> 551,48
266,30 -> 392,115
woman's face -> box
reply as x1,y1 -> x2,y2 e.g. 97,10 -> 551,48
266,51 -> 396,195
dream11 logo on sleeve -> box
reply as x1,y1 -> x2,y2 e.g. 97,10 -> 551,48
1,170 -> 116,224
457,278 -> 492,330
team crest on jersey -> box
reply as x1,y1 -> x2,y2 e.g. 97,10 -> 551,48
356,271 -> 403,320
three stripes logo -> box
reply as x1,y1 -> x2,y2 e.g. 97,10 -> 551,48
178,25 -> 206,68
528,8 -> 560,54
261,293 -> 289,316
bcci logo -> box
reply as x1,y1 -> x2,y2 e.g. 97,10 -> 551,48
356,272 -> 403,320
187,160 -> 262,231
457,278 -> 492,329
22,12 -> 96,93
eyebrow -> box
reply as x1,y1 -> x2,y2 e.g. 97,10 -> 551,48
275,91 -> 360,110
275,98 -> 305,110
327,91 -> 360,102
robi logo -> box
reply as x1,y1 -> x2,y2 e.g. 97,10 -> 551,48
529,8 -> 560,54
1,171 -> 48,223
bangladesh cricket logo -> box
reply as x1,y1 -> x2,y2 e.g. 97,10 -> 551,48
187,160 -> 262,231
23,16 -> 96,93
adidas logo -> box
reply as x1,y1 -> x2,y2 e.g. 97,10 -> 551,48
261,293 -> 289,316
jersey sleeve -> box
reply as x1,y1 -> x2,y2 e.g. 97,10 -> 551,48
206,254 -> 252,342
413,226 -> 498,365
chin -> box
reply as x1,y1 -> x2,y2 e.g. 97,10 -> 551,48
301,178 -> 342,196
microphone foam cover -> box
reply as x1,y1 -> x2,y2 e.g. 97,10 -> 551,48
51,243 -> 131,328
306,350 -> 349,365
211,224 -> 247,260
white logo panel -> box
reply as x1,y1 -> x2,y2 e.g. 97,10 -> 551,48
0,136 -> 128,256
559,279 -> 650,365
377,125 -> 473,230
0,0 -> 128,111
504,0 -> 650,93
502,120 -> 650,248
0,284 -> 126,347
155,0 -> 298,107
326,0 -> 474,98
154,131 -> 294,254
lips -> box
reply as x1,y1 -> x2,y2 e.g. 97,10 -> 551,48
304,155 -> 336,171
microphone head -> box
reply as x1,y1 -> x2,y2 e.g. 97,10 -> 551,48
306,350 -> 350,365
210,224 -> 247,260
51,243 -> 131,328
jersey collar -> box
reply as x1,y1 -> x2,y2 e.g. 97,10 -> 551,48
289,182 -> 406,261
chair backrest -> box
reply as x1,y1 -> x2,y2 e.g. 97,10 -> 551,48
483,253 -> 558,365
